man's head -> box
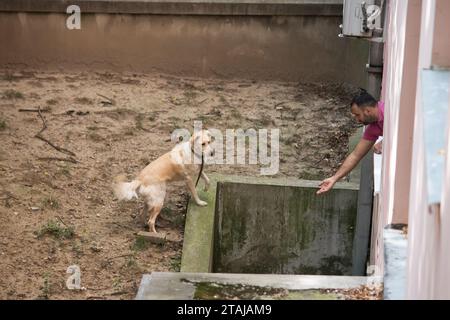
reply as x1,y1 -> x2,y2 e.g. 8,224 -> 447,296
350,91 -> 379,125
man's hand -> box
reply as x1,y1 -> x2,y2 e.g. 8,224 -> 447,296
373,141 -> 382,154
317,177 -> 337,195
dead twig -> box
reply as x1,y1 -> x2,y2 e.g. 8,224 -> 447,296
86,296 -> 107,300
0,191 -> 18,200
109,291 -> 128,296
112,222 -> 135,231
56,215 -> 69,228
107,254 -> 134,261
97,93 -> 115,106
34,107 -> 76,157
198,98 -> 208,105
85,287 -> 109,291
37,157 -> 78,164
19,108 -> 50,113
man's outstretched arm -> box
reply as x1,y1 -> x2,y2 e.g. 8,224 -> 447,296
317,138 -> 375,195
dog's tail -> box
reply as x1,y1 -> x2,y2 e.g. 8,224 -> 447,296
112,174 -> 141,201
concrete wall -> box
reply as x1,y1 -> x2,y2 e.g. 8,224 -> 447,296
0,0 -> 369,84
376,0 -> 450,299
213,181 -> 361,275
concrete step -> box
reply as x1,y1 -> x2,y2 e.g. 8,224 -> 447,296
136,272 -> 382,300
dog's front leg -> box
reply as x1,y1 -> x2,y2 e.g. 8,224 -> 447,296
185,175 -> 207,206
201,172 -> 210,192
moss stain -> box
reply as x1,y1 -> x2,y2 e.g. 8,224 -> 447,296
181,280 -> 342,300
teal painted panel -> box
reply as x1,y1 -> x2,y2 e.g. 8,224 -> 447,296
422,69 -> 450,204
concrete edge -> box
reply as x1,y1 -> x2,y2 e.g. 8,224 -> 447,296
180,178 -> 217,273
0,0 -> 343,16
135,271 -> 383,299
210,173 -> 360,190
383,228 -> 407,300
150,271 -> 382,290
180,174 -> 360,273
135,274 -> 152,300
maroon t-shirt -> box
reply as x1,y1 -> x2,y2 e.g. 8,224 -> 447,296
363,101 -> 384,141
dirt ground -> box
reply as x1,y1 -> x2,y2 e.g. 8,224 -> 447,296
0,69 -> 360,300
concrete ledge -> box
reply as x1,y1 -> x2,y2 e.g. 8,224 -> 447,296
0,0 -> 343,16
136,272 -> 381,299
383,228 -> 407,300
180,175 -> 218,273
180,174 -> 360,274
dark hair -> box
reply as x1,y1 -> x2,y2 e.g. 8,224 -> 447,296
351,90 -> 377,108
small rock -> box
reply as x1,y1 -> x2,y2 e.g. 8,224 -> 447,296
90,245 -> 103,253
137,231 -> 166,244
30,207 -> 40,211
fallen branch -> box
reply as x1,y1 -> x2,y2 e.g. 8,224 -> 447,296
34,107 -> 76,157
19,107 -> 51,113
37,157 -> 78,164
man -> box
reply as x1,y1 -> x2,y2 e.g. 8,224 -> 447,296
317,91 -> 384,195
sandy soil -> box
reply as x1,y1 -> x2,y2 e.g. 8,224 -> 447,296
0,69 -> 360,300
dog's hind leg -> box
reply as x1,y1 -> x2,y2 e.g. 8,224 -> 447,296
141,183 -> 167,233
138,202 -> 149,227
147,205 -> 163,234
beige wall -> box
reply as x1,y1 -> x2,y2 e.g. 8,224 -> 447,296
379,0 -> 450,299
432,0 -> 450,67
371,0 -> 422,279
0,12 -> 368,85
392,0 -> 421,225
379,0 -> 420,227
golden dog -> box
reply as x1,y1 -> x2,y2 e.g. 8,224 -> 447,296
113,130 -> 213,233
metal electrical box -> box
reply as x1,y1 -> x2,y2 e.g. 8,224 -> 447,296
341,0 -> 382,38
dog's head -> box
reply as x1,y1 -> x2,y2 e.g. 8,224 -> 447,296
190,129 -> 215,158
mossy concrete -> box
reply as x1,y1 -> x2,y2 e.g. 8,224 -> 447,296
180,180 -> 218,273
136,272 -> 381,300
348,127 -> 363,184
181,174 -> 361,275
